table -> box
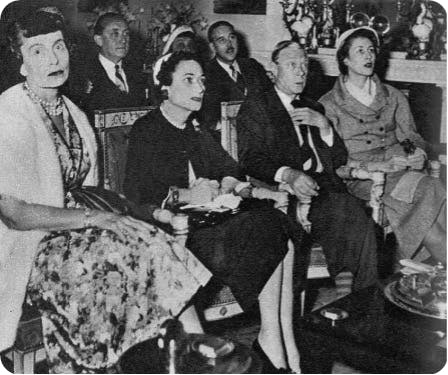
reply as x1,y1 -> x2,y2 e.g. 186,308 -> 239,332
296,284 -> 446,373
118,333 -> 261,373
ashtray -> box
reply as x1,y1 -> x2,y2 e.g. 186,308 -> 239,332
320,307 -> 349,326
190,336 -> 235,359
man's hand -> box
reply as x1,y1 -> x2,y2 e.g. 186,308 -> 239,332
282,168 -> 319,202
290,107 -> 331,136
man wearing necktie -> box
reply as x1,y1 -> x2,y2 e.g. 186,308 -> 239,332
200,21 -> 273,139
82,13 -> 146,119
237,40 -> 378,295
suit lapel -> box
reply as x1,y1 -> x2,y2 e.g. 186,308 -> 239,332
267,91 -> 301,149
94,57 -> 128,96
213,58 -> 246,96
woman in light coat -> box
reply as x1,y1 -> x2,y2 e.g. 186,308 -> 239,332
0,10 -> 211,372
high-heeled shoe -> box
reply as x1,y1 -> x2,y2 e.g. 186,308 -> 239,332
252,339 -> 291,374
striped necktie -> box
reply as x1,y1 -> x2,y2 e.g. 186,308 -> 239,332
229,64 -> 246,94
115,64 -> 127,92
291,98 -> 318,172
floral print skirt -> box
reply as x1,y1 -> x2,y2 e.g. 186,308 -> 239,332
27,226 -> 211,373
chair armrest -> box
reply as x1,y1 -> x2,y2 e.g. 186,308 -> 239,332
336,166 -> 386,224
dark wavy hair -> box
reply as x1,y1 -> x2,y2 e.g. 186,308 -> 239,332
337,28 -> 378,76
207,20 -> 234,42
7,10 -> 66,60
93,12 -> 127,36
157,51 -> 204,88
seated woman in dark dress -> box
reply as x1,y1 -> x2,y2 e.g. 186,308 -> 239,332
124,52 -> 302,373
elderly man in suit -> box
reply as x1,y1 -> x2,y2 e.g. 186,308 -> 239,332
83,13 -> 147,117
237,40 -> 378,295
200,20 -> 272,139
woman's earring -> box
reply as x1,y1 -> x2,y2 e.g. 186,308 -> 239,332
160,85 -> 169,100
160,88 -> 168,100
20,64 -> 28,77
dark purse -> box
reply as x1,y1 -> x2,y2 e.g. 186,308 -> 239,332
70,186 -> 134,215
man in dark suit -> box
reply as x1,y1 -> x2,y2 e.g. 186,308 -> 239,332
83,13 -> 147,118
200,21 -> 272,138
237,40 -> 378,294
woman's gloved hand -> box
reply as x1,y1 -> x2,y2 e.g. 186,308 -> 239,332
189,178 -> 220,205
407,147 -> 427,170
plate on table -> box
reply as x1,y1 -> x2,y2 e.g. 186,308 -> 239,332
384,282 -> 446,320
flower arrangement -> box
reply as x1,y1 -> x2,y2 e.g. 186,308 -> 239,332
143,2 -> 207,69
80,0 -> 145,30
146,2 -> 208,46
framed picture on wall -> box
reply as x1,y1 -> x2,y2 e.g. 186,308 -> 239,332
213,0 -> 267,15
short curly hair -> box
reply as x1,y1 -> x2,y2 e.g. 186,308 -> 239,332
336,28 -> 378,75
156,51 -> 204,88
7,10 -> 66,60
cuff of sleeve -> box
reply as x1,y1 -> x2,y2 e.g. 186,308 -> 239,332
275,166 -> 291,183
320,126 -> 334,146
234,182 -> 251,194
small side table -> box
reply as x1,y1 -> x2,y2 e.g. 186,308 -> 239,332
296,285 -> 446,373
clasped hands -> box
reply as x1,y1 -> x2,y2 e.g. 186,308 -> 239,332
367,147 -> 426,173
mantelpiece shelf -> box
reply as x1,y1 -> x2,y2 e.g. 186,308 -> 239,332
309,53 -> 446,85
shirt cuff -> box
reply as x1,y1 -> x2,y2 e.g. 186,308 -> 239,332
234,182 -> 251,194
320,126 -> 334,146
275,166 -> 291,183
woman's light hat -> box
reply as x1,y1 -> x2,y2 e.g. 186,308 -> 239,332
162,25 -> 194,55
335,26 -> 379,51
153,53 -> 172,86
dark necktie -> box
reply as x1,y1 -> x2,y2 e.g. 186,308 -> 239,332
229,64 -> 246,94
115,64 -> 127,92
291,98 -> 318,172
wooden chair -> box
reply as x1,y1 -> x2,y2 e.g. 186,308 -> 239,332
95,106 -> 248,322
94,106 -> 155,194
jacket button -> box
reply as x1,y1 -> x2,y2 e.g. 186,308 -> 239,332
359,119 -> 364,123
366,140 -> 371,144
376,115 -> 380,120
379,127 -> 384,131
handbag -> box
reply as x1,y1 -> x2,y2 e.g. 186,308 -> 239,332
70,186 -> 135,215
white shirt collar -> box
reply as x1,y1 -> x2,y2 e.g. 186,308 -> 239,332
275,86 -> 296,112
99,53 -> 122,70
217,58 -> 240,78
98,53 -> 128,89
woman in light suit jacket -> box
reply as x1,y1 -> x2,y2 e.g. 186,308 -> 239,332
320,27 -> 446,264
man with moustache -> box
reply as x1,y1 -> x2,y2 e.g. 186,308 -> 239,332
83,13 -> 146,117
200,21 -> 272,138
237,40 -> 378,295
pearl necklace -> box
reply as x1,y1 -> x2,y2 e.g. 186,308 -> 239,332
24,82 -> 63,116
